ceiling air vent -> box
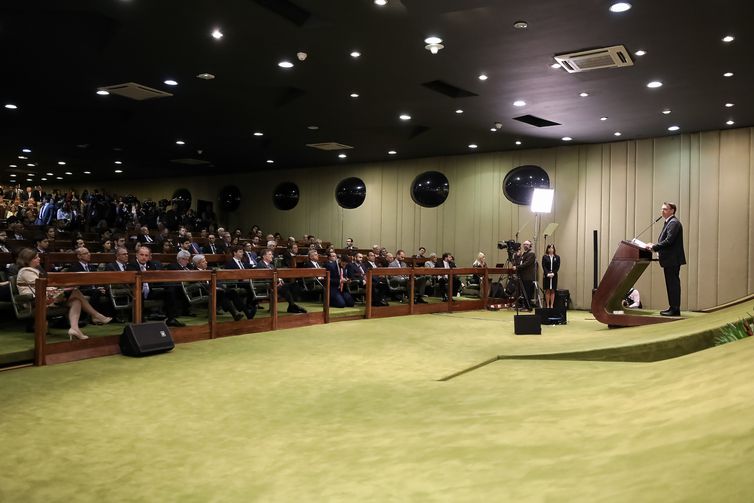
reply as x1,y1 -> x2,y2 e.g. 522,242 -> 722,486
513,115 -> 561,128
100,82 -> 173,100
306,142 -> 353,151
554,45 -> 634,73
421,80 -> 478,98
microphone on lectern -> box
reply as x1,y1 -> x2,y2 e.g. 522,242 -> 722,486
632,215 -> 663,242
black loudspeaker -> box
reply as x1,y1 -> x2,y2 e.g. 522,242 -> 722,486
514,314 -> 541,335
120,322 -> 174,357
536,307 -> 567,325
555,289 -> 571,311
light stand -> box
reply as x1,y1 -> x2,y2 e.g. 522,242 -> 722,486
530,188 -> 555,309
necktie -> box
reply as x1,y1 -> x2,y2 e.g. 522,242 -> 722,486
339,267 -> 345,291
120,263 -> 125,272
84,263 -> 89,272
211,245 -> 215,254
141,264 -> 149,297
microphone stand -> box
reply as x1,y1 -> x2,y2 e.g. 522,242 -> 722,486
633,216 -> 662,242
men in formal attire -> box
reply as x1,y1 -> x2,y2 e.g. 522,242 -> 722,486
166,250 -> 196,316
34,236 -> 50,255
344,238 -> 356,253
647,202 -> 686,316
347,251 -> 388,306
389,249 -> 428,304
35,196 -> 54,226
203,234 -> 221,254
186,232 -> 202,255
192,254 -> 244,321
105,247 -> 130,271
0,231 -> 10,253
256,248 -> 307,313
513,240 -> 536,309
282,243 -> 299,267
222,245 -> 257,319
127,245 -> 184,327
242,242 -> 257,268
325,253 -> 355,308
69,247 -> 111,314
437,252 -> 461,301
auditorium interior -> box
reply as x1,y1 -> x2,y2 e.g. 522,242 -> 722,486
1,1 -> 753,501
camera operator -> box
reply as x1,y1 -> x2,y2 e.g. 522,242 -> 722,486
512,240 -> 535,308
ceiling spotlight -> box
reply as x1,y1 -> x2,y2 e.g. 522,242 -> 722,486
722,35 -> 735,43
374,0 -> 387,5
726,120 -> 735,126
27,163 -> 35,167
175,140 -> 185,145
96,89 -> 110,95
494,122 -> 503,129
56,176 -> 63,180
614,132 -> 622,136
21,148 -> 31,153
725,102 -> 734,108
64,171 -> 73,175
600,116 -> 608,121
468,144 -> 478,149
4,104 -> 18,109
580,92 -> 590,97
9,173 -> 16,177
399,114 -> 411,121
296,52 -> 307,61
723,72 -> 734,77
562,136 -> 573,141
513,20 -> 528,29
253,131 -> 264,136
58,161 -> 66,165
196,73 -> 215,80
307,125 -> 319,130
478,74 -> 488,81
513,100 -> 526,107
490,128 -> 497,132
388,150 -> 397,155
667,125 -> 680,131
350,93 -> 359,98
515,141 -> 522,146
609,2 -> 632,13
550,62 -> 562,69
338,153 -> 347,159
18,155 -> 27,159
662,109 -> 672,115
83,171 -> 91,174
455,109 -> 463,114
9,164 -> 17,168
40,177 -> 47,181
634,50 -> 647,56
114,160 -> 123,164
350,51 -> 361,58
164,79 -> 178,86
646,81 -> 663,88
266,159 -> 274,164
114,169 -> 123,173
211,28 -> 223,40
46,172 -> 53,176
424,36 -> 444,54
278,61 -> 294,68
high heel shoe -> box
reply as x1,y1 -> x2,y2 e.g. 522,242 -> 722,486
68,328 -> 89,340
92,315 -> 113,325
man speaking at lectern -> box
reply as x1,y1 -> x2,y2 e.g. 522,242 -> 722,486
646,202 -> 685,316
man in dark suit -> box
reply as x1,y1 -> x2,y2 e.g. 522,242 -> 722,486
127,245 -> 184,327
223,245 -> 257,319
363,251 -> 390,306
647,202 -> 686,316
105,247 -> 130,272
513,240 -> 536,309
203,234 -> 222,255
437,252 -> 461,301
241,242 -> 258,268
69,247 -> 114,317
256,248 -> 307,313
324,252 -> 355,308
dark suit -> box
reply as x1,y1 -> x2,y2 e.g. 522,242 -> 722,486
203,243 -> 220,255
652,215 -> 686,312
255,259 -> 301,308
242,251 -> 258,268
324,260 -> 354,308
69,261 -> 110,313
127,260 -> 180,320
437,260 -> 461,298
224,258 -> 258,316
541,254 -> 560,291
514,250 -> 536,305
363,260 -> 390,305
105,261 -> 129,272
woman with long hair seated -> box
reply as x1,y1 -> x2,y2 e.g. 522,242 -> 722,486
15,248 -> 112,340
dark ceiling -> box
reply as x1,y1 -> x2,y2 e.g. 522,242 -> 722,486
1,0 -> 752,184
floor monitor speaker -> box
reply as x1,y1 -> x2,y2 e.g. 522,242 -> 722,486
120,321 -> 174,357
514,314 -> 541,335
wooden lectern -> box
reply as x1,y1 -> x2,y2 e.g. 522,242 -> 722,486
591,240 -> 680,327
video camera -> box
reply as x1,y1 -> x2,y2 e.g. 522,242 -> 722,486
497,239 -> 521,264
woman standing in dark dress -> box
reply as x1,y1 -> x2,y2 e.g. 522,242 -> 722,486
542,244 -> 560,308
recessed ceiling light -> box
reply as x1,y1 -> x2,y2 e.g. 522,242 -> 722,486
40,177 -> 47,181
196,73 -> 215,80
83,171 -> 91,174
388,150 -> 397,155
9,164 -> 17,168
579,92 -> 590,97
350,93 -> 359,98
266,159 -> 274,164
338,153 -> 347,159
278,61 -> 294,69
211,28 -> 223,40
424,36 -> 442,45
513,100 -> 526,107
723,72 -> 734,77
5,104 -> 18,109
424,36 -> 444,54
18,155 -> 26,159
374,0 -> 387,5
513,20 -> 528,29
515,141 -> 522,146
646,81 -> 663,88
96,89 -> 110,96
64,171 -> 73,175
600,116 -> 608,121
726,120 -> 735,126
725,102 -> 734,108
253,131 -> 264,136
634,50 -> 646,56
662,109 -> 672,114
614,132 -> 622,136
455,109 -> 463,114
667,125 -> 680,131
478,74 -> 488,81
399,114 -> 411,121
46,172 -> 53,176
28,173 -> 35,176
21,148 -> 31,153
175,140 -> 185,145
114,160 -> 123,164
350,51 -> 361,58
9,173 -> 16,177
550,62 -> 561,69
27,163 -> 35,167
722,35 -> 735,43
58,161 -> 66,165
164,79 -> 178,86
468,144 -> 478,149
26,178 -> 32,182
490,128 -> 497,132
562,136 -> 573,141
307,125 -> 319,130
56,176 -> 63,180
114,169 -> 123,173
609,2 -> 632,13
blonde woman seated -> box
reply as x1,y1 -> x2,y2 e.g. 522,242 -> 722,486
15,248 -> 112,340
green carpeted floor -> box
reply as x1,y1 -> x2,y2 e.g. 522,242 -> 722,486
1,305 -> 754,501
